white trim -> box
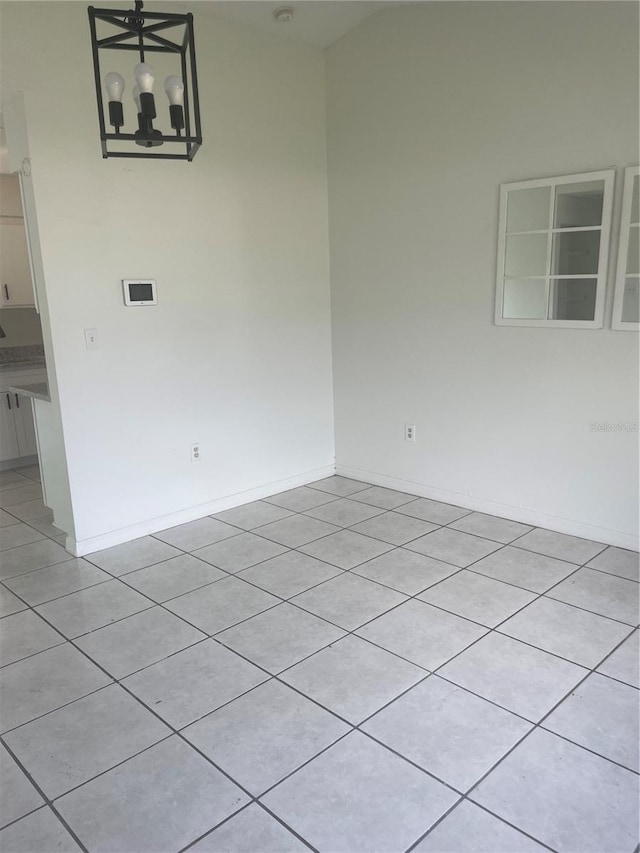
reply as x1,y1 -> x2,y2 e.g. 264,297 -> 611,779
611,165 -> 640,331
67,463 -> 336,556
335,464 -> 639,552
495,169 -> 616,329
507,227 -> 603,237
17,170 -> 39,314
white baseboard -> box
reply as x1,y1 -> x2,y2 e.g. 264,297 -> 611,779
336,464 -> 640,552
68,463 -> 336,557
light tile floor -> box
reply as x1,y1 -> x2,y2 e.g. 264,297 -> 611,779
0,469 -> 638,853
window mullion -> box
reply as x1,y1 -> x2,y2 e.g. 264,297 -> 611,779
544,180 -> 556,320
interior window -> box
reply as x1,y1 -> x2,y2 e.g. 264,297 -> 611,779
495,170 -> 615,328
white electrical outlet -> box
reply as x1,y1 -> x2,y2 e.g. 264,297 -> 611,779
84,328 -> 98,350
405,423 -> 416,442
190,442 -> 201,462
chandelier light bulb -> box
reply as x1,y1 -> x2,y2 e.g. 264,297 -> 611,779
104,71 -> 125,102
164,76 -> 184,106
132,84 -> 142,113
134,62 -> 155,93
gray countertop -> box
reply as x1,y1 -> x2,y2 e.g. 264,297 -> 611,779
0,360 -> 46,373
9,382 -> 51,402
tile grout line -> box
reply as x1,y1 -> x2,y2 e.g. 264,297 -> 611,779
3,551 -> 479,852
3,535 -> 636,647
2,482 -> 636,599
6,501 -> 637,799
323,492 -> 635,581
1,497 -> 436,677
2,492 -> 638,710
262,518 -> 640,788
0,488 -> 633,663
276,531 -> 637,688
0,585 -> 636,852
401,601 -> 640,849
177,799 -> 320,853
2,484 -> 638,724
1,581 -> 321,851
1,475 -> 638,851
403,794 -> 558,853
350,599 -> 639,781
0,738 -> 91,853
400,624 -> 640,851
202,508 -> 636,646
1,541 -> 393,845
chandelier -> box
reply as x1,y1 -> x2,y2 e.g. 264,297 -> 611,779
87,1 -> 202,160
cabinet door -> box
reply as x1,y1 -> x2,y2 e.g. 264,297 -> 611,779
0,392 -> 20,461
14,394 -> 37,457
0,219 -> 35,307
0,175 -> 23,218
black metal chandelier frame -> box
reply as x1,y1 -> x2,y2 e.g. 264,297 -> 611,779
88,2 -> 202,161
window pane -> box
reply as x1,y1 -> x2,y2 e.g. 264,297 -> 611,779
502,279 -> 547,319
505,233 -> 548,276
554,181 -> 604,228
506,186 -> 550,232
631,175 -> 639,225
621,278 -> 640,323
549,278 -> 597,321
551,230 -> 600,276
626,226 -> 639,274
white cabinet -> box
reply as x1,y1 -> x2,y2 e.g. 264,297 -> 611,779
0,390 -> 37,461
14,393 -> 38,456
0,370 -> 42,463
0,176 -> 23,218
0,391 -> 20,460
0,218 -> 35,307
0,173 -> 35,308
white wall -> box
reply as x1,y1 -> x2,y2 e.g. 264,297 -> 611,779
1,2 -> 334,553
326,2 -> 639,549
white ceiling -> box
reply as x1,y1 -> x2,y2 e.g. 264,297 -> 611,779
204,1 -> 399,49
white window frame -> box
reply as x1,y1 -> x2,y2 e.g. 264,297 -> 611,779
495,169 -> 615,329
611,165 -> 639,331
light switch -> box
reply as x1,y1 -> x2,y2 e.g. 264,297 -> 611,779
84,328 -> 98,350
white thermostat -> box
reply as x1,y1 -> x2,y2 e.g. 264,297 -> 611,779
122,279 -> 157,306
